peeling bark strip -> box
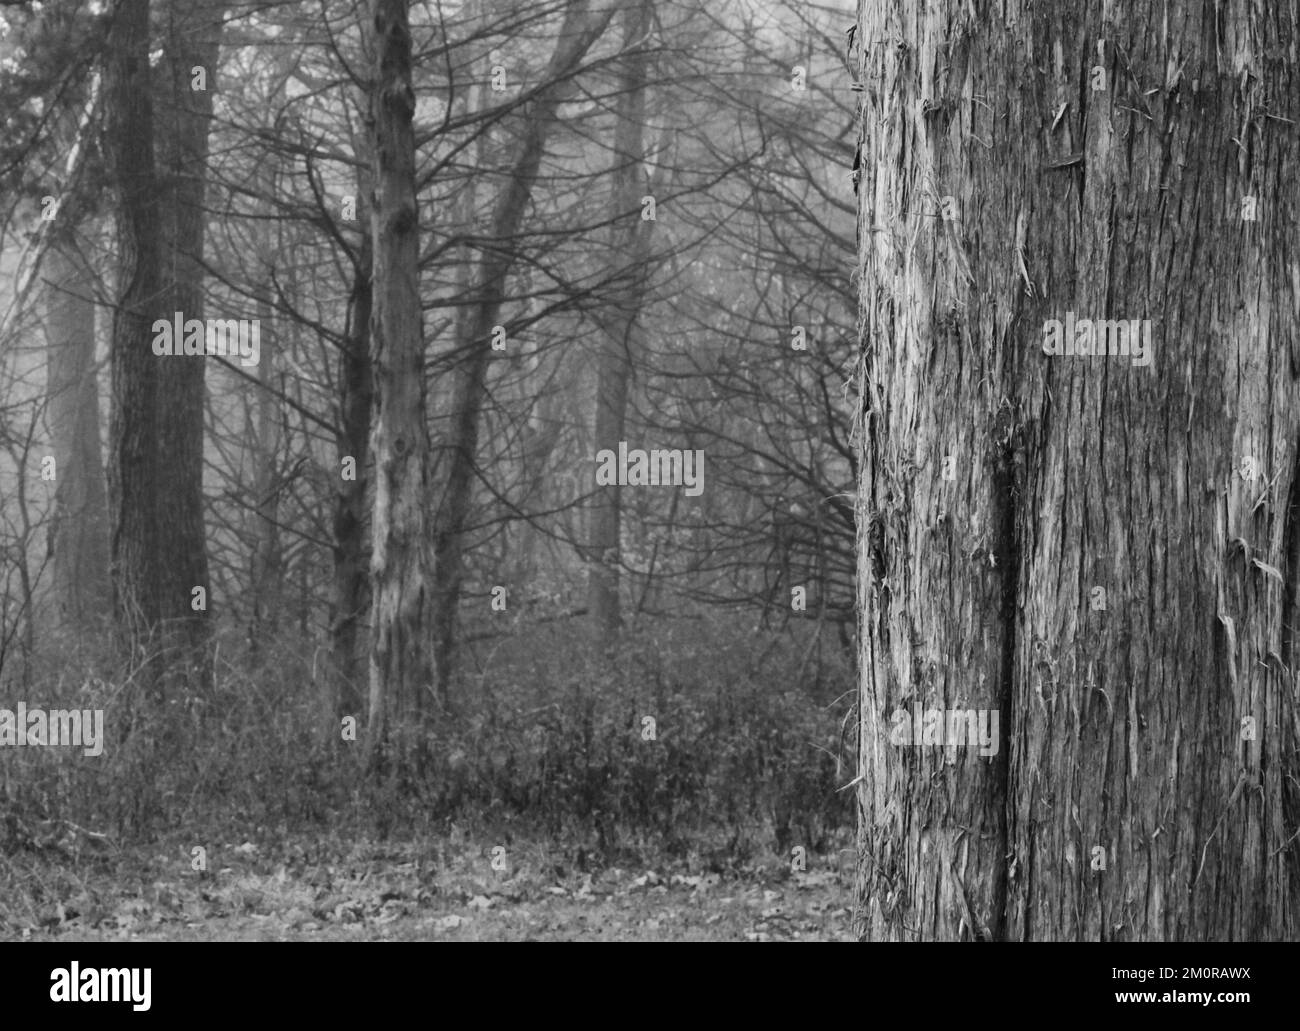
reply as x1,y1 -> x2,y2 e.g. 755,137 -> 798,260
854,0 -> 1300,940
367,0 -> 434,764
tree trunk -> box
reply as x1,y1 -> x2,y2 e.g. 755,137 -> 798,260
153,0 -> 222,670
587,0 -> 653,644
41,231 -> 110,626
329,169 -> 374,729
105,0 -> 166,655
854,0 -> 1300,940
249,289 -> 281,648
429,0 -> 612,693
367,0 -> 434,768
104,0 -> 220,675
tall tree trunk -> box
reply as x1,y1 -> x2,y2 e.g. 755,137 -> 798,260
105,0 -> 166,655
41,231 -> 110,626
367,0 -> 434,768
854,0 -> 1300,940
587,0 -> 653,643
429,0 -> 612,693
153,0 -> 222,670
104,0 -> 219,674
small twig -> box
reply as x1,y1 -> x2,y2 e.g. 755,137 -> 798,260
1043,153 -> 1082,169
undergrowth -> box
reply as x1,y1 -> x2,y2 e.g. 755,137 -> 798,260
0,613 -> 855,870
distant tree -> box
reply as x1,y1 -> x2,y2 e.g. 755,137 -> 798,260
428,0 -> 614,692
586,0 -> 655,645
41,212 -> 109,626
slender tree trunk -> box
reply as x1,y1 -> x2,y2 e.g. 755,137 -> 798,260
248,291 -> 281,648
329,170 -> 374,729
367,0 -> 434,768
854,0 -> 1300,940
511,406 -> 562,587
587,0 -> 653,643
249,134 -> 286,653
41,231 -> 110,626
429,0 -> 612,692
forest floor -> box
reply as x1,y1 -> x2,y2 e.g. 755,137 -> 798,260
0,833 -> 856,942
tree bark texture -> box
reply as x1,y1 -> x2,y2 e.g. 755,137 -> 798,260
855,0 -> 1300,940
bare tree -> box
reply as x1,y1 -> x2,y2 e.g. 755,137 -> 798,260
428,0 -> 614,692
366,0 -> 434,767
586,0 -> 655,644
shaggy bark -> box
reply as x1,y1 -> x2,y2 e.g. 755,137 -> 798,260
367,0 -> 434,765
855,0 -> 1300,940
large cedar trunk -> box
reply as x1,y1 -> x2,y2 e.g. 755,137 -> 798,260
366,0 -> 435,765
854,0 -> 1300,940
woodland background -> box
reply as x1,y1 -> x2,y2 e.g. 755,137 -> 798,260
12,0 -> 1291,945
0,0 -> 860,938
